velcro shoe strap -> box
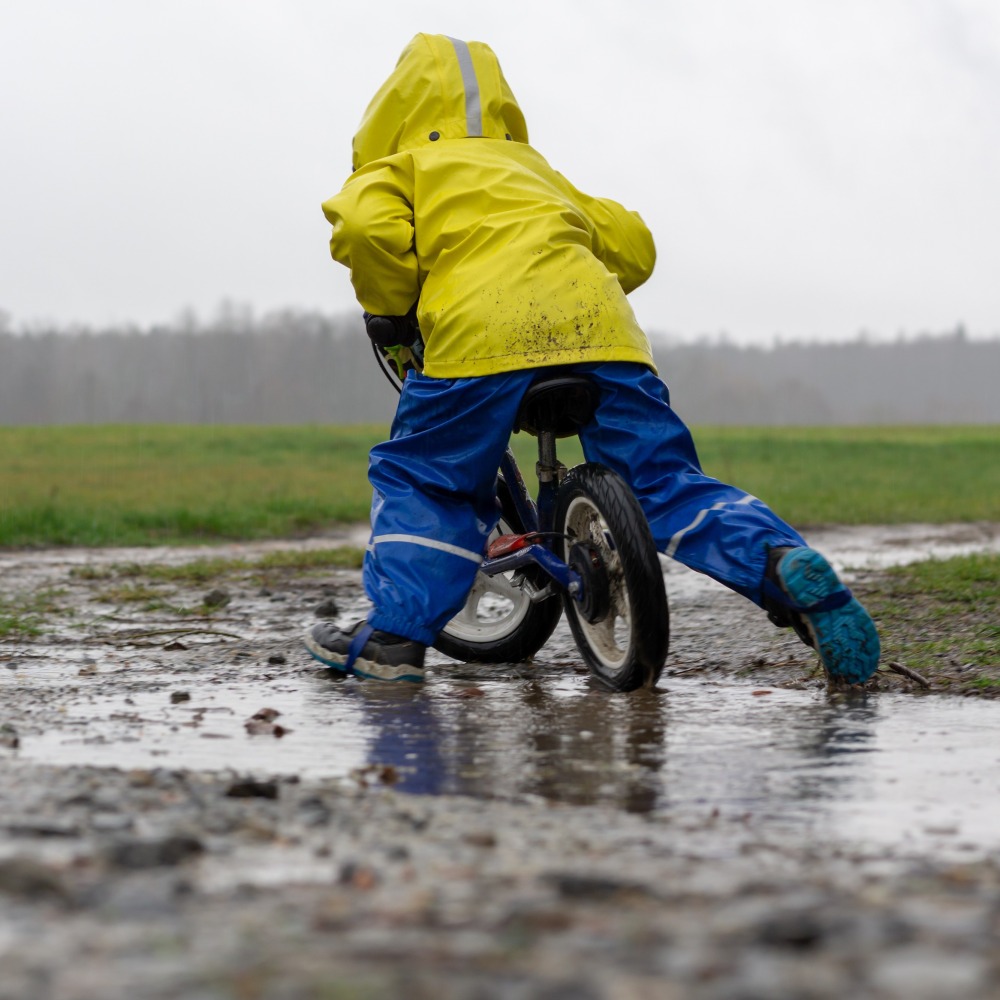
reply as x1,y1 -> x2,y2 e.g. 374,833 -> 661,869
762,578 -> 854,615
344,622 -> 376,675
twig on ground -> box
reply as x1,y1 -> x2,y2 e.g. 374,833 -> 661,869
100,627 -> 244,644
666,663 -> 709,676
885,660 -> 932,688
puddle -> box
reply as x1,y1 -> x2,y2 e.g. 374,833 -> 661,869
5,522 -> 1000,864
16,664 -> 1000,862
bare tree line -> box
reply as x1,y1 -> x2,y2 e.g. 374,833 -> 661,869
0,309 -> 997,425
658,326 -> 999,424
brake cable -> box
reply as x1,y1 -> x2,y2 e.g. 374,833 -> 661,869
372,342 -> 404,395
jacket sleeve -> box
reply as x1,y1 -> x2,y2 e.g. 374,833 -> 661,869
560,180 -> 656,294
321,156 -> 420,315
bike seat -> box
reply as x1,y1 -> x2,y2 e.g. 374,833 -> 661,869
514,375 -> 600,438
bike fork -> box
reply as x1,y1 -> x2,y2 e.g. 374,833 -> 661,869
484,433 -> 581,597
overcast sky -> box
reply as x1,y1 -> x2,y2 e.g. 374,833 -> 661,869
1,0 -> 998,344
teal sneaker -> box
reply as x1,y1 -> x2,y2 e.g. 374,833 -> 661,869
764,547 -> 880,685
304,621 -> 426,682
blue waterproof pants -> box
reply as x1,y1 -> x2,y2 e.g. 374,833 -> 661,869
363,362 -> 806,644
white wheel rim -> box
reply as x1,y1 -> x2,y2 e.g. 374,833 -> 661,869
562,494 -> 633,670
443,520 -> 533,643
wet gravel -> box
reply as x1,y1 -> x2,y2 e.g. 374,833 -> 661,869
2,760 -> 1000,999
2,524 -> 1000,999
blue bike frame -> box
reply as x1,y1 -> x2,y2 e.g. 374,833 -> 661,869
477,447 -> 583,596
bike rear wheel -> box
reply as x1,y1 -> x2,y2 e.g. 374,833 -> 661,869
433,479 -> 562,664
554,464 -> 669,691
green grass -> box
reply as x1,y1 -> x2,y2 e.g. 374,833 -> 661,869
133,547 -> 366,583
858,551 -> 1000,691
56,547 -> 366,623
1,424 -> 998,547
693,425 -> 1000,525
0,589 -> 66,637
1,425 -> 379,547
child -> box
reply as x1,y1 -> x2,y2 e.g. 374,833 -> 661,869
307,33 -> 880,685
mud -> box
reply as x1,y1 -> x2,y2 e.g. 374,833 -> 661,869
2,523 -> 1000,999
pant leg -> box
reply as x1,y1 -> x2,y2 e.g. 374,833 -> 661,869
576,362 -> 806,605
363,368 -> 537,644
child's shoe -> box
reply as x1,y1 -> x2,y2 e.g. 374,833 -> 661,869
305,621 -> 426,682
764,547 -> 880,685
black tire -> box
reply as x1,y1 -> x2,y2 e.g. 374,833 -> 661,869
433,479 -> 562,663
554,464 -> 669,691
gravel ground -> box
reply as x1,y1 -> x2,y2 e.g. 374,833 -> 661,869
2,526 -> 1000,999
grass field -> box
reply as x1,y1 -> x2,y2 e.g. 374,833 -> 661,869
1,424 -> 997,693
858,551 -> 1000,691
1,424 -> 998,547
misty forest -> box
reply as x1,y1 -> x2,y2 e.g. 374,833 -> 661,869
0,308 -> 997,426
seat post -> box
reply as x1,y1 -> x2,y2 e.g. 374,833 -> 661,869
535,429 -> 563,484
535,430 -> 565,532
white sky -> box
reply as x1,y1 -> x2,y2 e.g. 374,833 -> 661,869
1,0 -> 998,344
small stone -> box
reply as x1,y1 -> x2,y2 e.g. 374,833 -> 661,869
756,909 -> 827,948
542,871 -> 652,901
463,831 -> 497,849
203,588 -> 230,609
249,707 -> 281,723
5,819 -> 81,838
225,779 -> 279,800
170,691 -> 191,704
298,797 -> 332,828
106,835 -> 204,870
314,598 -> 340,618
0,857 -> 70,901
339,861 -> 378,890
267,653 -> 287,665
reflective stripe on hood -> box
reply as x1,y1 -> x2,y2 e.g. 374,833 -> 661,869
351,33 -> 527,170
447,36 -> 483,137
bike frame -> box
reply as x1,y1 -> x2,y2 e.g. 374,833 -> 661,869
372,341 -> 667,690
478,445 -> 583,597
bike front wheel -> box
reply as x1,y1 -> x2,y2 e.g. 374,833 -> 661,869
554,464 -> 669,691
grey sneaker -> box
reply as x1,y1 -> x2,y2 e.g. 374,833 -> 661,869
304,621 -> 426,682
764,546 -> 880,685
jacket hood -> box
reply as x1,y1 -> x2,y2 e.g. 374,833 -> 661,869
351,34 -> 529,170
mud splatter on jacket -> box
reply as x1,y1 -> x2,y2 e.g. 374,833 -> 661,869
321,33 -> 657,379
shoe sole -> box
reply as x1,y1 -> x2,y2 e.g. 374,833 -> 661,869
303,634 -> 425,683
777,548 -> 880,684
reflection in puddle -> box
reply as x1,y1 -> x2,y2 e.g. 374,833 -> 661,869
21,665 -> 1000,860
8,522 -> 1000,862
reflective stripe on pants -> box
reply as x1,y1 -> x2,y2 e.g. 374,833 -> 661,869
362,363 -> 806,643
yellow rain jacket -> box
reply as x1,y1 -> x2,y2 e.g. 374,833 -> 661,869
321,33 -> 657,379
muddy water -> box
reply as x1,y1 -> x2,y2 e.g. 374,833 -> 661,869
19,663 -> 1000,861
7,521 -> 1000,865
